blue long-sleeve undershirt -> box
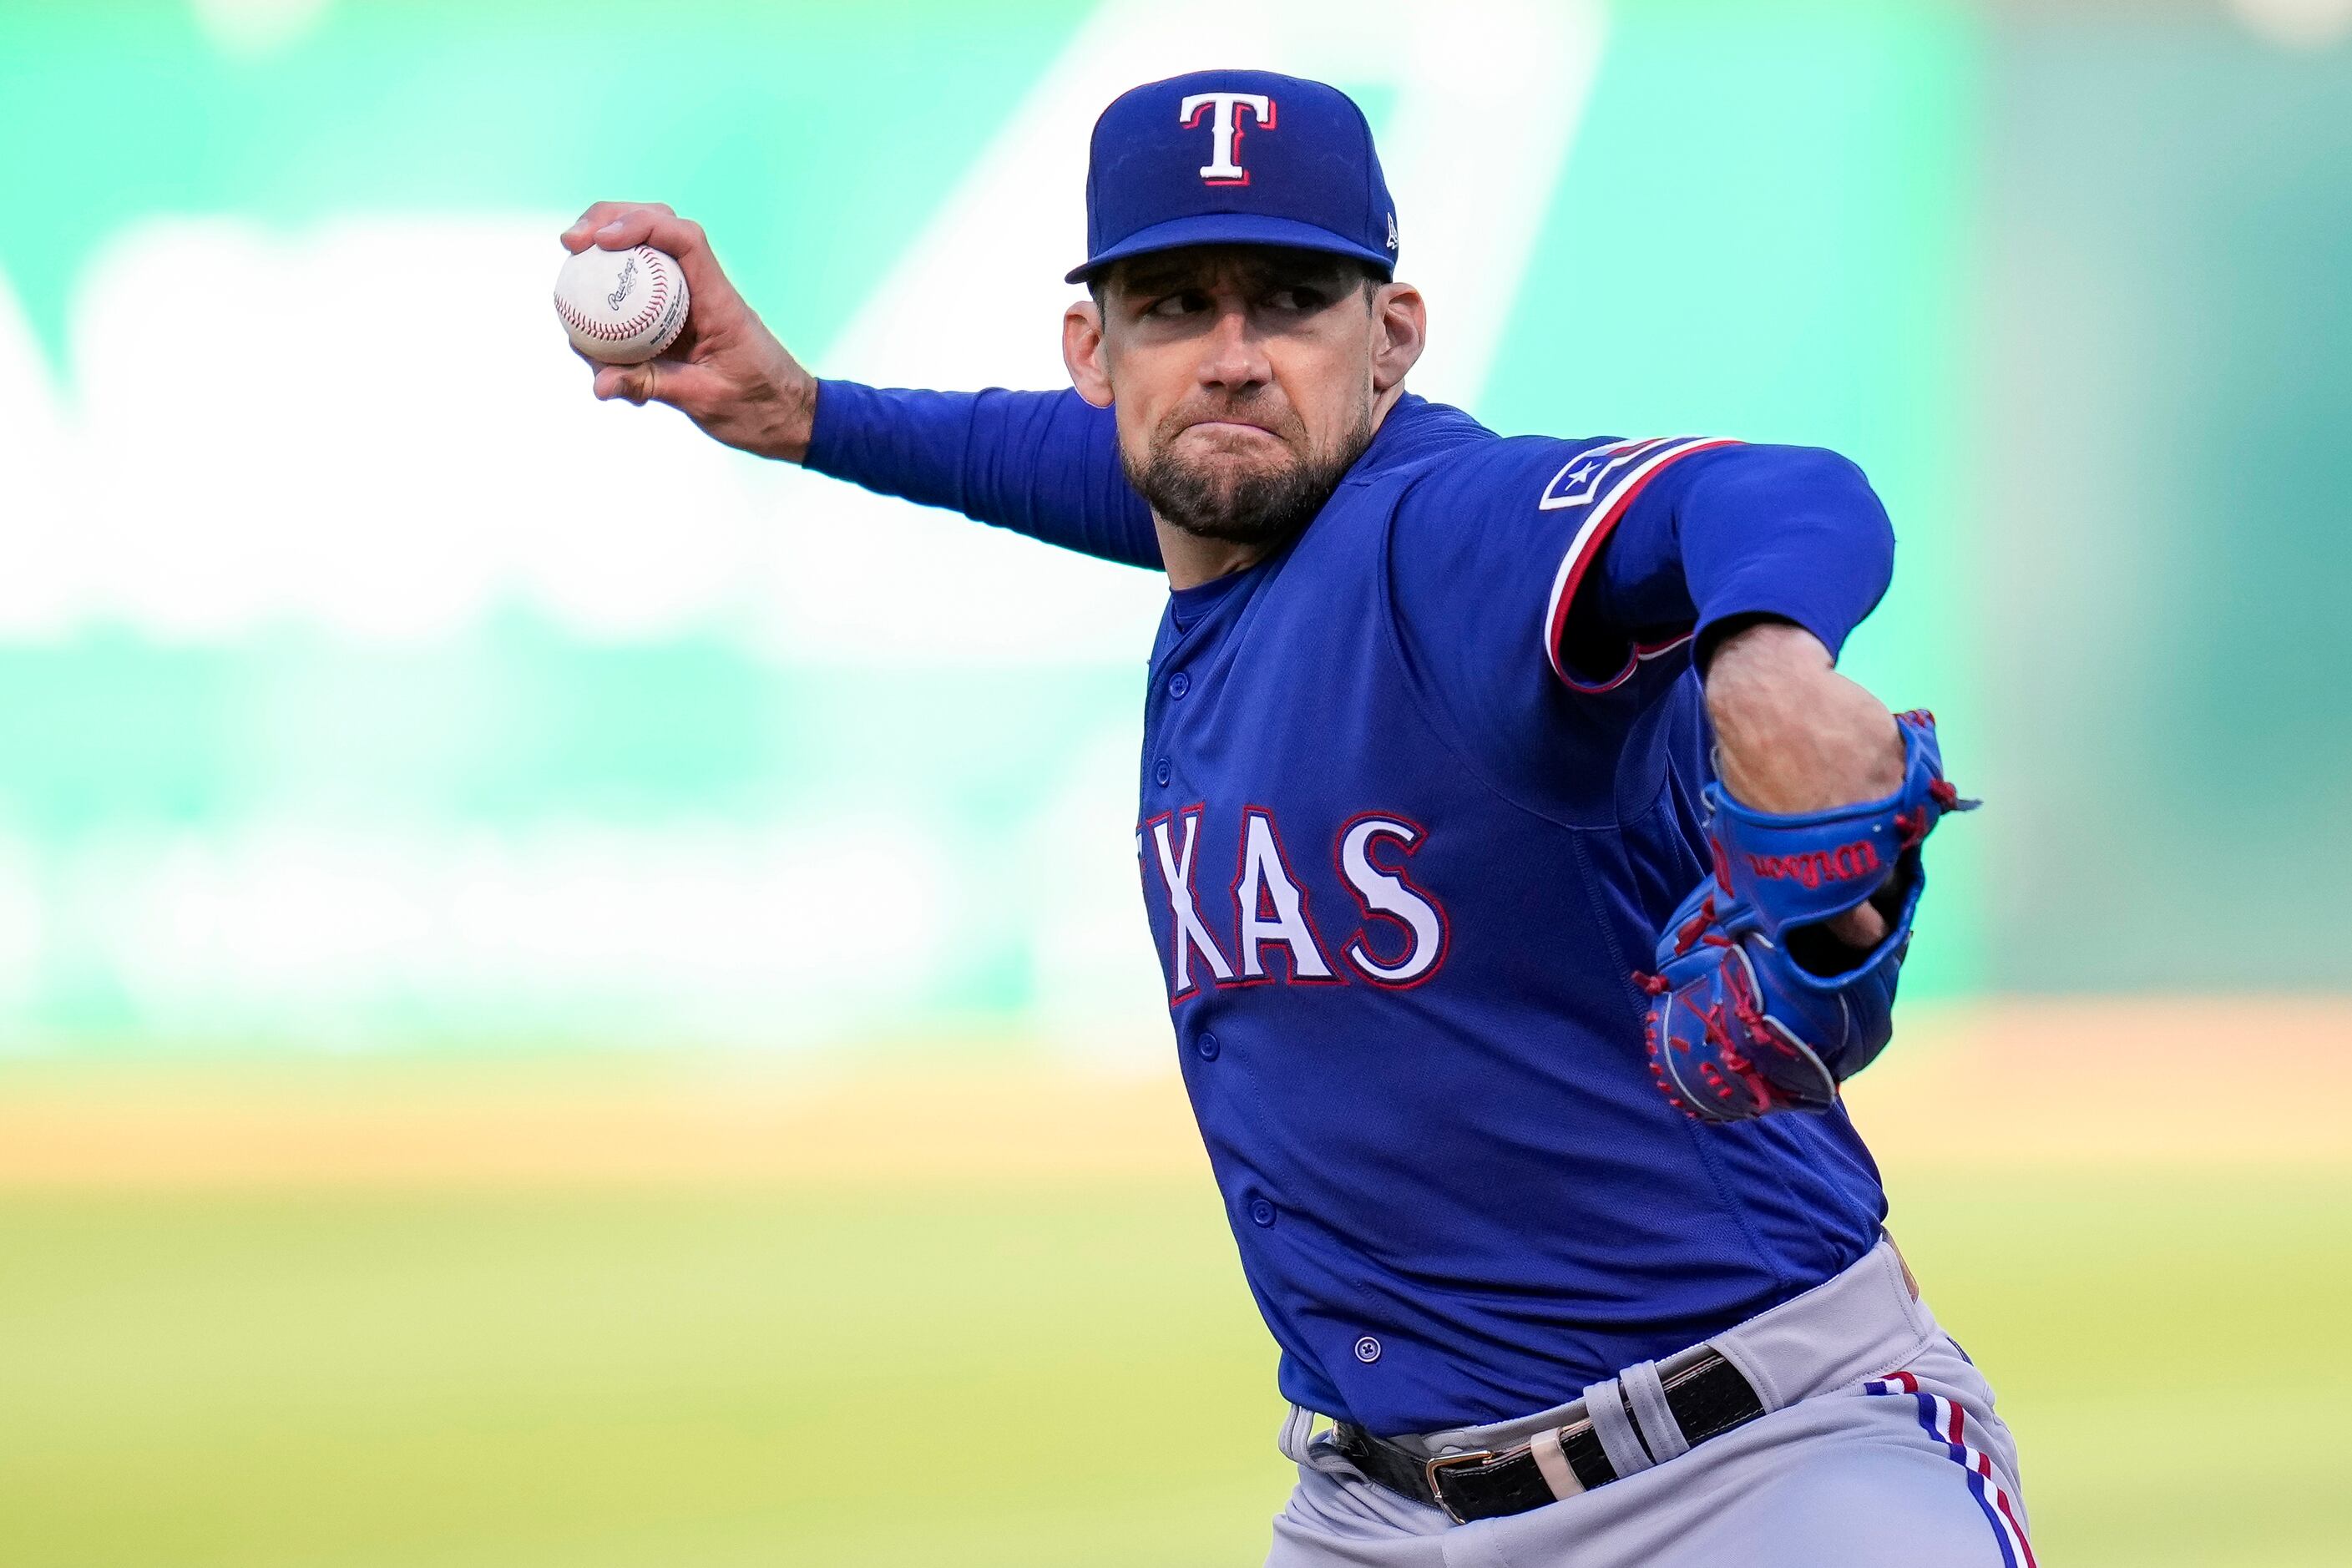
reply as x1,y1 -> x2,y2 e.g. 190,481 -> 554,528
807,380 -> 1161,569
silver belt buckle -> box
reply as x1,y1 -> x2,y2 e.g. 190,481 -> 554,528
1421,1449 -> 1498,1525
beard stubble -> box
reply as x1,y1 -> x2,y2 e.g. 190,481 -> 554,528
1123,399 -> 1374,548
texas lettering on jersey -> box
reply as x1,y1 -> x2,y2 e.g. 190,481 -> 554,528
1139,804 -> 1448,1002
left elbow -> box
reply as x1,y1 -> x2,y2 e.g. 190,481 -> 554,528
1765,446 -> 1894,557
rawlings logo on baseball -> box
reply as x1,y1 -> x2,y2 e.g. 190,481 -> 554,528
554,244 -> 690,366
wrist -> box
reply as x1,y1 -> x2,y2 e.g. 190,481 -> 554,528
754,360 -> 819,463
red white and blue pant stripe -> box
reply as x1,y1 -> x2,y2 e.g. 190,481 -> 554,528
1862,1370 -> 2036,1566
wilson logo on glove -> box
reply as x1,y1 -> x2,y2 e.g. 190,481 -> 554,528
1741,842 -> 1883,889
1639,711 -> 1976,1125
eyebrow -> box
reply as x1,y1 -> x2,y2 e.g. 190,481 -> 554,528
1115,254 -> 1357,300
1115,260 -> 1204,296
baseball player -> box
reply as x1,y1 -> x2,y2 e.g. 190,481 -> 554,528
563,69 -> 2029,1568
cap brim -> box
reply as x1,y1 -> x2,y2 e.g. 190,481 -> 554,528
1065,212 -> 1395,285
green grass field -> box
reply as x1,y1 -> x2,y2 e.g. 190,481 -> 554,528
2,1165 -> 2347,1565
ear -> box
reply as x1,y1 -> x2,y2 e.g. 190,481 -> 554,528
1063,299 -> 1113,408
1370,281 -> 1427,396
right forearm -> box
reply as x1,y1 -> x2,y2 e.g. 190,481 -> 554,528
804,382 -> 1162,570
801,380 -> 979,498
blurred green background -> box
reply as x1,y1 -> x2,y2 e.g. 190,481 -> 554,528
1,0 -> 2347,1563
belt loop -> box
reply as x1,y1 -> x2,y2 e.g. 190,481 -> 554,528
1581,1376 -> 1655,1479
1529,1423 -> 1586,1500
1280,1404 -> 1359,1479
1883,1227 -> 1922,1301
1619,1359 -> 1690,1462
1277,1404 -> 1321,1464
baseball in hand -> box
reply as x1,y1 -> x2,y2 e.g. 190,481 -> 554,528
554,244 -> 690,365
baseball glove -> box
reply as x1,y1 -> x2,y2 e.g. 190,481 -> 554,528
1640,711 -> 1975,1124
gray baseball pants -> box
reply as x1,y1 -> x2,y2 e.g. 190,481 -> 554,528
1267,1241 -> 2033,1568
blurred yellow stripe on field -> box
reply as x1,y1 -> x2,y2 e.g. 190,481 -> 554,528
1844,997 -> 2349,1168
0,1053 -> 1211,1191
0,999 -> 2341,1189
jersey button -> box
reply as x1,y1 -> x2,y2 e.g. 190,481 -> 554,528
1195,1030 -> 1220,1061
1154,757 -> 1172,787
1248,1196 -> 1277,1228
1168,670 -> 1191,699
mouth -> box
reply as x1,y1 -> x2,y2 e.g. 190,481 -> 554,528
1176,418 -> 1283,443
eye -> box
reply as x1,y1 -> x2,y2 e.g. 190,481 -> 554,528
1146,290 -> 1208,319
1267,286 -> 1331,313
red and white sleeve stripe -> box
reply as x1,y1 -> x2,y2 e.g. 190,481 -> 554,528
1537,436 -> 1739,691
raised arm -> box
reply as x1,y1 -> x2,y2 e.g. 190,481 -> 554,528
1408,432 -> 1972,1118
1538,439 -> 1972,1120
559,203 -> 1157,569
1558,442 -> 1907,943
1393,437 -> 1915,943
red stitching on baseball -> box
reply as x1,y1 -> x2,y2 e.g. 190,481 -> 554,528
554,247 -> 684,344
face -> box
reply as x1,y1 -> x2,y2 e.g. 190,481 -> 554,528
1063,245 -> 1424,548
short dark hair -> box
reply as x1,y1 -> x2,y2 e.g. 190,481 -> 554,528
1086,245 -> 1382,307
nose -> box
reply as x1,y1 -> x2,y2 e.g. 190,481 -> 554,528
1197,303 -> 1272,393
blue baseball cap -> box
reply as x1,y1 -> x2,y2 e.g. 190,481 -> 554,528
1065,69 -> 1399,286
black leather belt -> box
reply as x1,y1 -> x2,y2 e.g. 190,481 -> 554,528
1330,1350 -> 1766,1524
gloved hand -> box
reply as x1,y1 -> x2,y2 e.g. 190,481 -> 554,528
1641,711 -> 1975,1123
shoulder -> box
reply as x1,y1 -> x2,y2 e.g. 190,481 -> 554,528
1382,435 -> 1632,563
1392,432 -> 1755,517
1394,432 -> 1613,503
1367,438 -> 1604,567
1372,436 -> 1627,651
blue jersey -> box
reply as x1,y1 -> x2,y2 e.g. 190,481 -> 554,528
811,387 -> 1899,1435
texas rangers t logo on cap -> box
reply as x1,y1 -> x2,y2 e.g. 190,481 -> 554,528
1065,69 -> 1399,284
1180,91 -> 1274,185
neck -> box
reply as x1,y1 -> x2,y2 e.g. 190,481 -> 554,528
1156,529 -> 1266,592
1154,385 -> 1409,591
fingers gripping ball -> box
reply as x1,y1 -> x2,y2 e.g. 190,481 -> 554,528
1641,711 -> 1977,1124
554,245 -> 690,365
